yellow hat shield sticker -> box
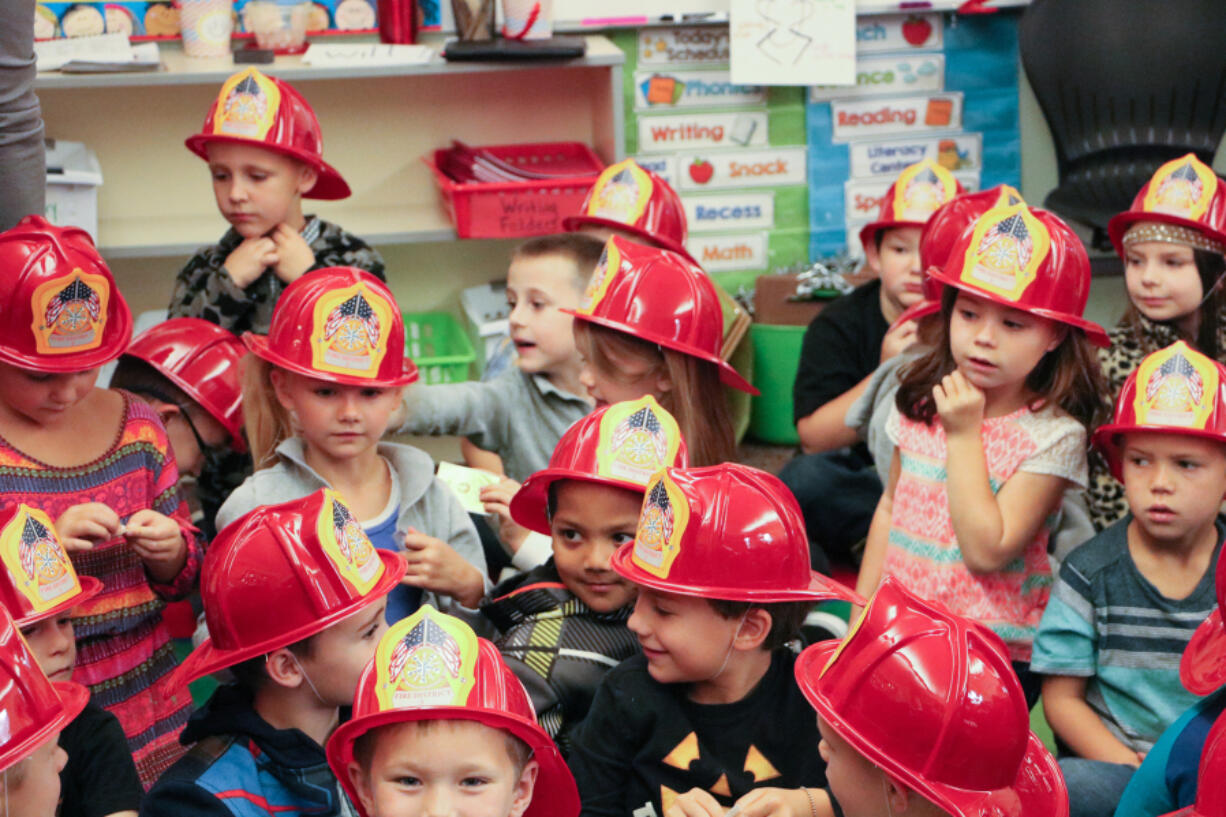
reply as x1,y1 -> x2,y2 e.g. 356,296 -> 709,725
0,506 -> 80,615
633,471 -> 690,578
587,160 -> 653,226
316,491 -> 384,596
580,239 -> 623,314
212,69 -> 281,141
30,270 -> 110,355
596,396 -> 683,487
892,160 -> 959,223
309,283 -> 394,378
992,184 -> 1025,209
959,203 -> 1050,302
820,585 -> 877,679
374,605 -> 478,711
1133,342 -> 1219,430
1143,155 -> 1218,221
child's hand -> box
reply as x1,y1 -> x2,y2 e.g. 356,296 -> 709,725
664,788 -> 725,817
401,527 -> 485,608
269,224 -> 316,284
223,237 -> 278,289
480,478 -> 530,554
880,318 -> 919,363
55,502 -> 122,551
125,510 -> 188,584
933,370 -> 985,436
727,787 -> 830,817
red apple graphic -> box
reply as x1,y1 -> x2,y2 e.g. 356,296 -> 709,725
901,15 -> 932,46
689,159 -> 714,184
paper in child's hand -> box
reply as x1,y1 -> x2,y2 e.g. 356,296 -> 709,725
437,462 -> 501,515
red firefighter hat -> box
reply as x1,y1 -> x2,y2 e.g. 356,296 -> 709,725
243,267 -> 419,389
566,237 -> 758,394
185,68 -> 351,200
0,504 -> 101,628
563,159 -> 693,261
796,577 -> 1068,817
0,215 -> 133,373
1181,548 -> 1226,695
124,318 -> 247,452
1161,707 -> 1226,817
610,463 -> 862,604
859,160 -> 966,252
511,396 -> 689,535
927,202 -> 1110,347
1093,342 -> 1226,483
327,605 -> 579,817
169,489 -> 407,687
1108,154 -> 1226,257
0,603 -> 88,774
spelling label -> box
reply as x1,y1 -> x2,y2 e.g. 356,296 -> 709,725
639,26 -> 730,67
810,53 -> 945,101
638,111 -> 769,151
685,231 -> 770,273
849,133 -> 982,179
830,93 -> 964,142
856,13 -> 943,53
675,147 -> 808,191
682,192 -> 776,233
635,70 -> 767,110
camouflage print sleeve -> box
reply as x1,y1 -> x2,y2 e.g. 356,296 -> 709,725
309,221 -> 387,281
168,246 -> 259,332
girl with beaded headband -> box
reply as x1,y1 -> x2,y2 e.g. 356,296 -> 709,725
1088,154 -> 1226,529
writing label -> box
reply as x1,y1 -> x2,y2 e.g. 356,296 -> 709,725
685,232 -> 770,272
848,133 -> 983,179
632,154 -> 679,186
635,70 -> 767,110
639,111 -> 769,151
830,93 -> 964,142
844,171 -> 981,223
855,13 -> 942,53
639,26 -> 730,67
810,53 -> 944,101
674,147 -> 809,191
682,192 -> 776,232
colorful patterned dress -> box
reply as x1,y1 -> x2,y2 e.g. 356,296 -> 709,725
0,393 -> 202,788
883,402 -> 1088,662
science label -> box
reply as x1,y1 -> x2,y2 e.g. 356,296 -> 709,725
810,53 -> 944,101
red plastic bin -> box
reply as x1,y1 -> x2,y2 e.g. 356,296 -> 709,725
426,142 -> 605,239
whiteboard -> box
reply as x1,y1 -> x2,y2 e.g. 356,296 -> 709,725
550,0 -> 1029,28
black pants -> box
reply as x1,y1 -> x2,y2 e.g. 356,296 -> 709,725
779,446 -> 883,567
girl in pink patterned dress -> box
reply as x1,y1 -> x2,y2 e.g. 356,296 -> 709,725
0,217 -> 201,788
856,202 -> 1109,705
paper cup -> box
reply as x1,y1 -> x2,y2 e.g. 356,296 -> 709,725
179,0 -> 234,57
501,0 -> 551,40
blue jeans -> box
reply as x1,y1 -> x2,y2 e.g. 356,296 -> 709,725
779,447 -> 882,566
1059,758 -> 1136,817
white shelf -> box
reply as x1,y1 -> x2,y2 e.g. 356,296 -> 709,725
34,34 -> 625,89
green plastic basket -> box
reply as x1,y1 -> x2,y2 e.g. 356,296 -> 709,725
747,323 -> 805,445
403,311 -> 476,385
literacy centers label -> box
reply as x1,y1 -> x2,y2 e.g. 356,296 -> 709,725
637,111 -> 770,151
639,26 -> 729,67
673,147 -> 808,192
830,93 -> 964,142
849,134 -> 982,179
810,54 -> 945,101
685,232 -> 770,273
682,192 -> 776,233
855,13 -> 943,53
634,70 -> 767,111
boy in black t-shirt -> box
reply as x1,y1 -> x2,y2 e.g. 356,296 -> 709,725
780,160 -> 963,565
568,464 -> 861,817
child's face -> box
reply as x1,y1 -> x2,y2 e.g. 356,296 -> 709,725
867,227 -> 924,315
817,717 -> 889,817
506,255 -> 584,379
948,292 -> 1061,394
549,481 -> 639,613
1122,431 -> 1226,543
160,404 -> 231,478
271,371 -> 403,466
295,599 -> 388,707
205,142 -> 316,239
19,614 -> 76,683
576,342 -> 669,410
627,587 -> 744,687
350,720 -> 538,817
1124,238 -> 1203,326
4,733 -> 69,817
0,364 -> 98,428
